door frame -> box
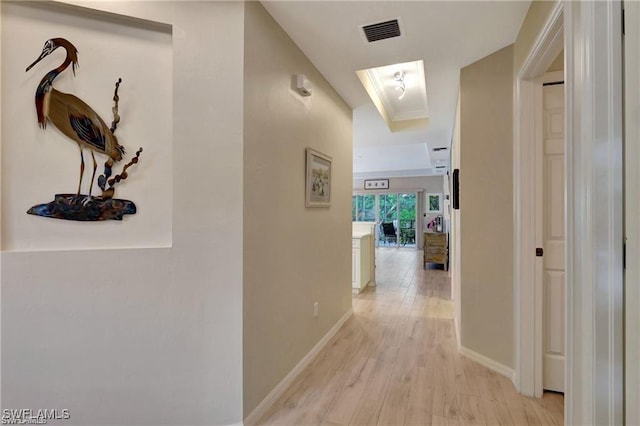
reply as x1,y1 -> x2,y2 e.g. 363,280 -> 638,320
515,1 -> 624,424
513,1 -> 563,399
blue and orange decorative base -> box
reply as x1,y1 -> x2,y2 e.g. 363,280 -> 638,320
27,193 -> 136,221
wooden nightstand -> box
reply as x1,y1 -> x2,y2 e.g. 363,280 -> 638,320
423,232 -> 448,270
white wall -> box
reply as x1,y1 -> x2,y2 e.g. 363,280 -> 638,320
1,2 -> 244,424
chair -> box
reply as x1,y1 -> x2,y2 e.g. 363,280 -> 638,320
400,228 -> 416,246
380,222 -> 397,245
399,220 -> 416,246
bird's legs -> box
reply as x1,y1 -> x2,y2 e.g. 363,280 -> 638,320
77,147 -> 84,196
77,148 -> 96,206
88,151 -> 97,198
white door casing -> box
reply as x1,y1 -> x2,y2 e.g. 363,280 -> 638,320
515,1 -> 624,424
564,1 -> 624,424
541,81 -> 565,393
624,2 -> 640,424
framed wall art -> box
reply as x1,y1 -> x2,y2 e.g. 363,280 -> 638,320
426,193 -> 443,213
364,179 -> 389,190
306,148 -> 332,207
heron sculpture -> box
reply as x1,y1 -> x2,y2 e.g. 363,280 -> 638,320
26,37 -> 126,199
25,38 -> 142,221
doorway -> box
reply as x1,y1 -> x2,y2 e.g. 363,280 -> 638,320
513,3 -> 564,397
516,2 -> 625,423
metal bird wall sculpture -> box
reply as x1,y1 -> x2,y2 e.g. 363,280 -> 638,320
25,37 -> 143,221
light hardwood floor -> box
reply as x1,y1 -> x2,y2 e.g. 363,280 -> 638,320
256,248 -> 564,426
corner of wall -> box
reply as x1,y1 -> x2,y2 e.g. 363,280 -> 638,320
242,1 -> 353,418
459,44 -> 515,370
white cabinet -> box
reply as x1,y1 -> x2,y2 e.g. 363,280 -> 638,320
352,234 -> 372,292
352,222 -> 376,286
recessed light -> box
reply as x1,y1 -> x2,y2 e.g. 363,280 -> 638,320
355,60 -> 428,126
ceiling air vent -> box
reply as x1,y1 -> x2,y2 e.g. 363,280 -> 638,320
361,19 -> 402,43
433,146 -> 448,152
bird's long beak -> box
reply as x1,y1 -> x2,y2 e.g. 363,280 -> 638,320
25,50 -> 49,73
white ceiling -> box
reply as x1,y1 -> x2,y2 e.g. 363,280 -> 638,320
262,1 -> 530,178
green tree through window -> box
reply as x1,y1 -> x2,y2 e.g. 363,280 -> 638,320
352,195 -> 375,221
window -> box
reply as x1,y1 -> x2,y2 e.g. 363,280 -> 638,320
352,194 -> 376,222
353,192 -> 417,247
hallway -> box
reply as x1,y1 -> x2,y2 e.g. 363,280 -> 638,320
256,249 -> 563,426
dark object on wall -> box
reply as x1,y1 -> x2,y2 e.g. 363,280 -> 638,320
452,169 -> 460,210
25,38 -> 143,221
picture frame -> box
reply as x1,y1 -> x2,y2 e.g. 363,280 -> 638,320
426,193 -> 442,213
364,179 -> 389,190
306,148 -> 332,207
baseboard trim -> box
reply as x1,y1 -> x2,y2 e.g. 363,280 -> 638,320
243,308 -> 354,426
459,346 -> 515,382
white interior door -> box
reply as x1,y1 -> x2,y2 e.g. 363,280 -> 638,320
542,82 -> 565,393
